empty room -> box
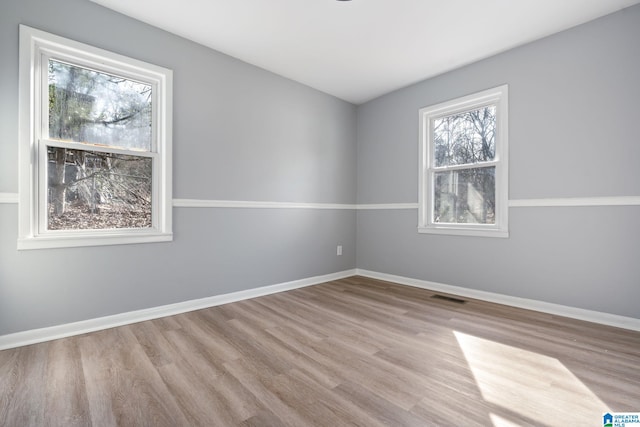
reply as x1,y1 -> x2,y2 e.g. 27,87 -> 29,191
1,0 -> 639,426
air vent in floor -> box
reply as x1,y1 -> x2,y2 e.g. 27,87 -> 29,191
430,294 -> 467,304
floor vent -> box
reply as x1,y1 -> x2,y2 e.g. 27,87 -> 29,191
430,294 -> 467,304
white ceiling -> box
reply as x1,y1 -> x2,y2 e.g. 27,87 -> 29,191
90,0 -> 640,104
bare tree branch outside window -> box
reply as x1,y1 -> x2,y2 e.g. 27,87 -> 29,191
432,106 -> 496,224
47,60 -> 152,230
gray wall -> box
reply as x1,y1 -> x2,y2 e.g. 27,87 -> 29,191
356,6 -> 640,318
0,0 -> 357,335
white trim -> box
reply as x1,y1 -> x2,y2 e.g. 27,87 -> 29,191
356,269 -> 640,332
3,195 -> 639,210
173,199 -> 418,210
356,203 -> 418,210
17,232 -> 173,250
418,226 -> 509,238
509,196 -> 640,207
173,198 -> 357,209
0,193 -> 19,204
1,265 -> 637,349
173,197 -> 640,210
0,269 -> 357,350
18,25 -> 173,251
418,85 -> 509,238
43,138 -> 157,158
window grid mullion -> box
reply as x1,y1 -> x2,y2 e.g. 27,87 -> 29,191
430,161 -> 498,173
42,139 -> 157,159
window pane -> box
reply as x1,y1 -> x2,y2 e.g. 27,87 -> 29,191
433,167 -> 495,224
433,105 -> 495,167
48,60 -> 152,151
47,146 -> 152,230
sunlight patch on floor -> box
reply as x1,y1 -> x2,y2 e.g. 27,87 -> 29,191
454,331 -> 609,427
490,413 -> 527,427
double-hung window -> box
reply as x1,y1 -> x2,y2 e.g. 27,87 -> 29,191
419,85 -> 508,237
18,26 -> 172,249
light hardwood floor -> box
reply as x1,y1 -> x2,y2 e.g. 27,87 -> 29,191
1,276 -> 639,426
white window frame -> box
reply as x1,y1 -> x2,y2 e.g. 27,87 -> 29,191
418,85 -> 508,238
18,25 -> 173,250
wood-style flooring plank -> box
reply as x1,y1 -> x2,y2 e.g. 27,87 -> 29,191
44,338 -> 91,427
0,344 -> 49,427
1,275 -> 639,426
79,328 -> 191,427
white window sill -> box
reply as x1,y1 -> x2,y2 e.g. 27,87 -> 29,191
17,232 -> 173,250
418,226 -> 509,238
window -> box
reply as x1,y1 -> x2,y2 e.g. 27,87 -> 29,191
418,85 -> 508,237
18,25 -> 172,249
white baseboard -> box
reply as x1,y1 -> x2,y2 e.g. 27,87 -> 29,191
356,269 -> 640,332
0,269 -> 357,351
2,267 -> 637,350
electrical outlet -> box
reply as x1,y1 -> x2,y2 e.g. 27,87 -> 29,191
337,245 -> 343,256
